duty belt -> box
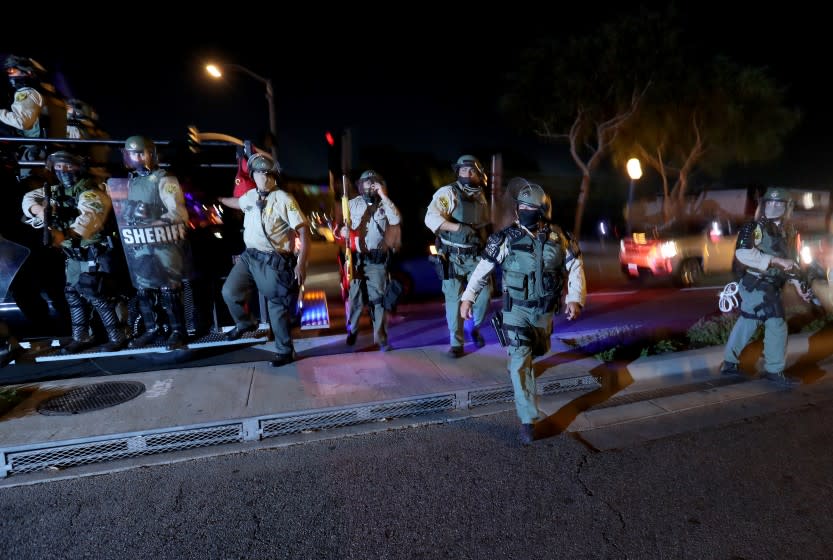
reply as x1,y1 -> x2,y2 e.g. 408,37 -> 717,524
353,248 -> 388,264
511,296 -> 552,307
245,248 -> 294,268
63,242 -> 108,262
440,242 -> 480,256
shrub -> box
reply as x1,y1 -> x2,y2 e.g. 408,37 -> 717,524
687,312 -> 742,348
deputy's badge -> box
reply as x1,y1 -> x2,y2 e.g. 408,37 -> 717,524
14,91 -> 28,102
439,196 -> 449,212
753,225 -> 763,244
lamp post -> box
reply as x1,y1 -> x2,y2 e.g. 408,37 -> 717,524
205,63 -> 278,161
625,157 -> 643,235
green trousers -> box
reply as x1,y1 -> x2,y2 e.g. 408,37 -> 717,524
723,282 -> 787,373
442,253 -> 491,347
347,262 -> 388,346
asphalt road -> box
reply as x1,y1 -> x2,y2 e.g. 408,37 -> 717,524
2,383 -> 833,559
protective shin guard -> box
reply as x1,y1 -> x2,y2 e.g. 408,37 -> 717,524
128,289 -> 160,348
90,296 -> 126,351
62,287 -> 94,354
160,287 -> 188,350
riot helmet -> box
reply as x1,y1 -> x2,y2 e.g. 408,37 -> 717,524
761,186 -> 791,221
358,169 -> 385,204
4,55 -> 45,90
46,150 -> 84,188
66,99 -> 99,126
452,154 -> 486,194
247,153 -> 281,195
122,135 -> 157,175
512,178 -> 551,228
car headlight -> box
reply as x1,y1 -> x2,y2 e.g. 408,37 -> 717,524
660,241 -> 678,259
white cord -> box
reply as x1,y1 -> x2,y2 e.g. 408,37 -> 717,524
719,282 -> 739,312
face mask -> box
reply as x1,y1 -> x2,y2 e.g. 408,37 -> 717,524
518,209 -> 540,228
361,186 -> 377,204
56,170 -> 78,188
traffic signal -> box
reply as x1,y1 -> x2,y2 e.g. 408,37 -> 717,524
187,125 -> 201,154
326,130 -> 342,177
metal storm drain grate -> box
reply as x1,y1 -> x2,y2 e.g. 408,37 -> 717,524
37,381 -> 146,416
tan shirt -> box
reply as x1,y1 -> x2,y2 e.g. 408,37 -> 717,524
239,189 -> 308,253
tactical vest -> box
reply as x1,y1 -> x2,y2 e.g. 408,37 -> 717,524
439,184 -> 489,248
449,187 -> 489,227
501,229 -> 565,314
756,219 -> 791,282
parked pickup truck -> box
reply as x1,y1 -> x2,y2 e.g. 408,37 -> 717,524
619,217 -> 741,287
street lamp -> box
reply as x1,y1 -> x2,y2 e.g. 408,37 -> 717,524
626,157 -> 643,235
205,62 -> 278,161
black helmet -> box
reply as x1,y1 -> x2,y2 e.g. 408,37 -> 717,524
4,55 -> 45,89
452,154 -> 485,175
66,99 -> 99,124
247,153 -> 281,179
511,178 -> 551,222
453,154 -> 486,192
46,150 -> 84,188
46,150 -> 84,171
122,135 -> 157,174
761,186 -> 792,220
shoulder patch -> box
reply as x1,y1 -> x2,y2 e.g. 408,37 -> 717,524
483,231 -> 505,262
287,200 -> 298,212
163,182 -> 178,194
14,91 -> 28,102
438,195 -> 450,212
80,191 -> 97,201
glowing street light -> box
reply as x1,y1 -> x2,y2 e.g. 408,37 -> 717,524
205,62 -> 278,161
625,158 -> 642,235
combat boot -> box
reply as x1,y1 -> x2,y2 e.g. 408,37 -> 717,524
62,325 -> 96,355
100,326 -> 128,352
519,423 -> 535,446
128,328 -> 160,349
165,330 -> 188,351
471,328 -> 485,348
763,370 -> 801,388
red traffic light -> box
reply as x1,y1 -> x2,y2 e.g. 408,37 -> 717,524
325,131 -> 335,146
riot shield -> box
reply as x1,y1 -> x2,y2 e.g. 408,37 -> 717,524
105,177 -> 193,290
0,238 -> 30,301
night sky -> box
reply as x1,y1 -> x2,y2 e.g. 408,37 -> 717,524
3,3 -> 831,186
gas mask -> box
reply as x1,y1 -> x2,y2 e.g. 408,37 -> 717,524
56,169 -> 79,188
360,181 -> 379,204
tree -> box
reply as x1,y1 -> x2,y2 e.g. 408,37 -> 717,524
500,12 -> 670,236
611,55 -> 801,222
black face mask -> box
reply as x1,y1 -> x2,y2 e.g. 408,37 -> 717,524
361,190 -> 378,204
56,170 -> 78,188
518,209 -> 540,228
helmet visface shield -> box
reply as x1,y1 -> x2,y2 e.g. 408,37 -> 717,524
764,200 -> 787,220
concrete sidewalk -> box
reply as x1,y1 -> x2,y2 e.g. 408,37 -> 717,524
3,323 -> 832,484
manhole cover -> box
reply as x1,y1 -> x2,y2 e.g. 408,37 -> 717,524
37,381 -> 146,416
